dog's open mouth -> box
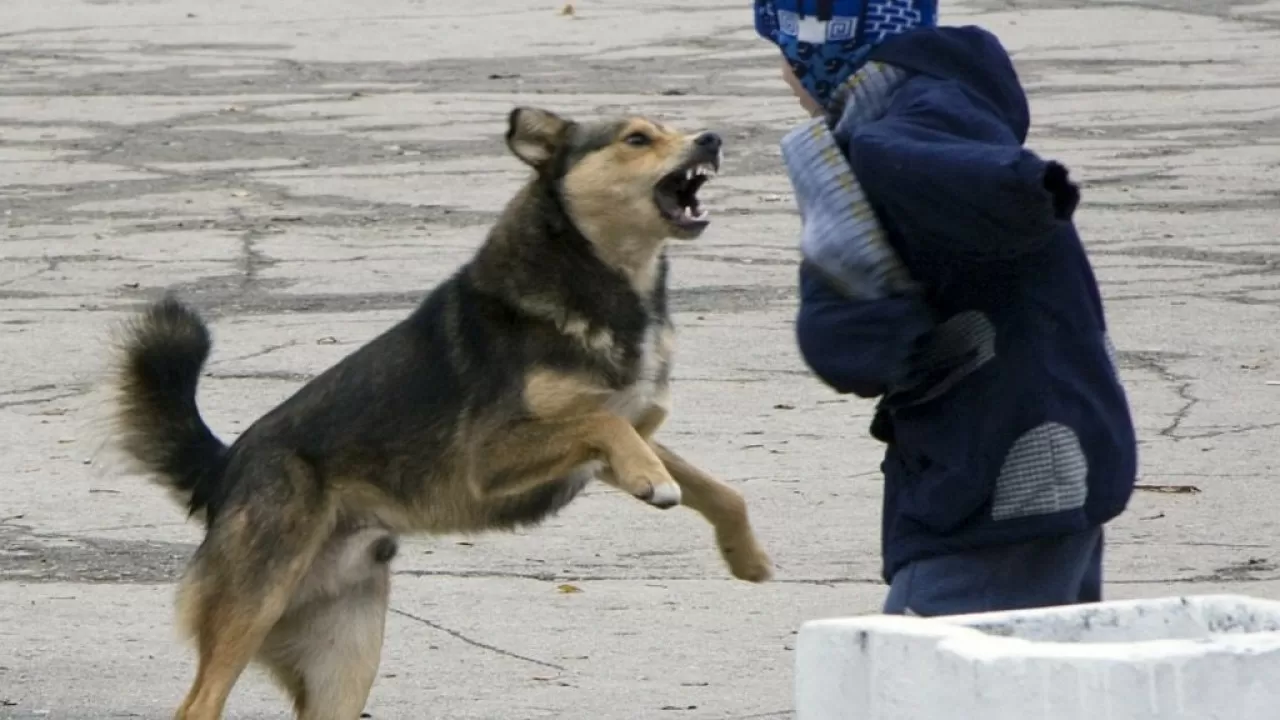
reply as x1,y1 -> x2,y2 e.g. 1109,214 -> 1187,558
654,160 -> 717,232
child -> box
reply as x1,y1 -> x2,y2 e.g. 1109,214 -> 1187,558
755,0 -> 1138,617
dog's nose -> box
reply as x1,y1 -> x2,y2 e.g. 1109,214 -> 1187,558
694,132 -> 722,153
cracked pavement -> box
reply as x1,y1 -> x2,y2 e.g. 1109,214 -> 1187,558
4,0 -> 1280,717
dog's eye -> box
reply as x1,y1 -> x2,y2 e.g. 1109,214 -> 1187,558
624,132 -> 652,147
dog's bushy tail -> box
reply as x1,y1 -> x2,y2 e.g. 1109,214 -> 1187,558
113,294 -> 227,518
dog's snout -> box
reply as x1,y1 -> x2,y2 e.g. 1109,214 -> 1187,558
694,132 -> 722,153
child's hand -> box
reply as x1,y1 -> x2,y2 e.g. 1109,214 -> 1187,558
795,262 -> 934,398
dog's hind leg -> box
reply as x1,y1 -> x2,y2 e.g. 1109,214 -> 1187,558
650,443 -> 773,583
174,460 -> 337,720
258,530 -> 396,720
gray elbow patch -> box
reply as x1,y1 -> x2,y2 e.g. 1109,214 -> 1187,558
990,422 -> 1088,521
919,310 -> 997,370
892,310 -> 997,406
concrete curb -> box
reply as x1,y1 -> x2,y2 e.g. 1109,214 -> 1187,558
795,595 -> 1280,720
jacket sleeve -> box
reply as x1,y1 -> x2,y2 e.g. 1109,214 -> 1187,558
795,262 -> 934,398
846,81 -> 1080,265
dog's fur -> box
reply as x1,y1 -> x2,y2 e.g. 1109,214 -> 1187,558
110,106 -> 773,720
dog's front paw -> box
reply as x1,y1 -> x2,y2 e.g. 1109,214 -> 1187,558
640,478 -> 682,509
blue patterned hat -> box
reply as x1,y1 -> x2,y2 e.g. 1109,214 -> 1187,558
755,0 -> 938,106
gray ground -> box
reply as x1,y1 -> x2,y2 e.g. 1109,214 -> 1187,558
4,0 -> 1280,717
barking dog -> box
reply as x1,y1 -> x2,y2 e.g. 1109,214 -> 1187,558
110,106 -> 773,720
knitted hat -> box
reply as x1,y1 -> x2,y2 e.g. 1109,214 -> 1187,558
755,1 -> 938,107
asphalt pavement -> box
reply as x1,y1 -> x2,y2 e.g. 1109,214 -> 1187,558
4,0 -> 1280,717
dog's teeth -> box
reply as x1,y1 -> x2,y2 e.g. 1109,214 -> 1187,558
685,169 -> 694,181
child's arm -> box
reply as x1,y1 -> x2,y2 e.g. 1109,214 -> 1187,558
794,261 -> 933,399
847,81 -> 1080,266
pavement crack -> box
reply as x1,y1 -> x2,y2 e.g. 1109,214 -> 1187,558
234,224 -> 273,289
388,607 -> 567,673
1163,380 -> 1198,439
0,383 -> 59,397
1169,421 -> 1280,440
1115,574 -> 1280,585
206,370 -> 314,383
0,385 -> 91,410
1118,351 -> 1199,440
0,264 -> 54,289
393,569 -> 879,586
395,568 -> 561,582
211,339 -> 304,366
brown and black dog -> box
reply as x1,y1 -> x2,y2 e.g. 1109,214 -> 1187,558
110,106 -> 773,720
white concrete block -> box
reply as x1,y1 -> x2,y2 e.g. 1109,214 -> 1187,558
795,595 -> 1280,720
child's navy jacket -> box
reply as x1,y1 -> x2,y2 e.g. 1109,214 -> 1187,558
793,25 -> 1138,581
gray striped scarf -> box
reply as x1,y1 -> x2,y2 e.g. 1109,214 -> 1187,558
780,61 -> 916,300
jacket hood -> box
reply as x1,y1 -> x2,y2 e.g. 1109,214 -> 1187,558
871,25 -> 1032,142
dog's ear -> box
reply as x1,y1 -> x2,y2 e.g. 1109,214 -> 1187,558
506,107 -> 570,170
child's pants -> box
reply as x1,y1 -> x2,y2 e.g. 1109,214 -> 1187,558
882,527 -> 1103,617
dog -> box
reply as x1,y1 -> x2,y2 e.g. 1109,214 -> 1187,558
109,106 -> 774,720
